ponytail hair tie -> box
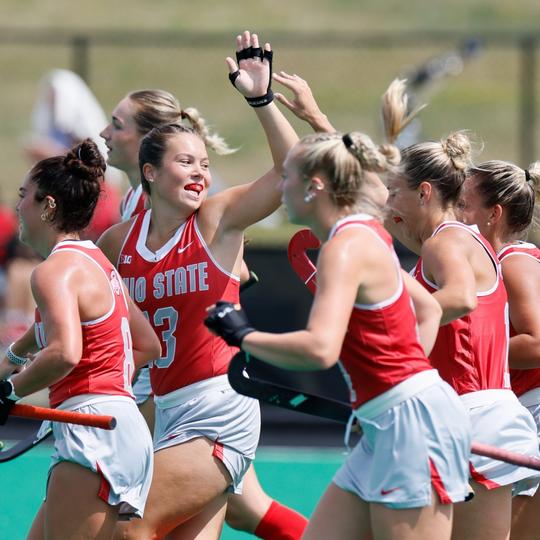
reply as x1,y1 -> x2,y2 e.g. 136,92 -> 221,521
525,169 -> 531,183
342,133 -> 354,149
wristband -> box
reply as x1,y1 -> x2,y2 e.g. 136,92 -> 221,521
6,343 -> 28,366
246,91 -> 274,108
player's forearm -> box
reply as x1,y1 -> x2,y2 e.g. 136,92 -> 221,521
242,330 -> 337,371
254,102 -> 298,175
509,334 -> 540,369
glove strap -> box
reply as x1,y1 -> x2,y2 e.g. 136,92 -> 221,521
246,91 -> 274,108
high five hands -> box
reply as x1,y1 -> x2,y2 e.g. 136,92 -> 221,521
227,30 -> 274,108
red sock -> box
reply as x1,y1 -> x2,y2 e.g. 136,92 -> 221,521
254,500 -> 308,540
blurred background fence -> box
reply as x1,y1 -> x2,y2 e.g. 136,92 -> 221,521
1,28 -> 539,235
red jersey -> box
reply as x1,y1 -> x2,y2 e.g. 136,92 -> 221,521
413,221 -> 510,395
120,185 -> 147,221
499,242 -> 540,397
117,210 -> 240,396
34,240 -> 135,408
333,215 -> 432,408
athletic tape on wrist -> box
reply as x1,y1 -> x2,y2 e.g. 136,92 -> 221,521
6,344 -> 27,366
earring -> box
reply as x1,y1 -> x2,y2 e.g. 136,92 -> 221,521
48,200 -> 56,209
303,191 -> 316,203
41,212 -> 48,222
486,221 -> 491,226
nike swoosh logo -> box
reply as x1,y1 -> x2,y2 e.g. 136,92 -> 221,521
177,241 -> 194,253
380,487 -> 401,495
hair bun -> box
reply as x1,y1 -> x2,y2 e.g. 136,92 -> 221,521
64,138 -> 106,182
441,131 -> 472,171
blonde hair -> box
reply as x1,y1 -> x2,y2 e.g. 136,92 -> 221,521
295,130 -> 400,216
382,78 -> 473,207
471,160 -> 540,235
128,89 -> 235,155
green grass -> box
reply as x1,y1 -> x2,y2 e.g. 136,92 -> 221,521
0,442 -> 343,539
1,1 -> 539,244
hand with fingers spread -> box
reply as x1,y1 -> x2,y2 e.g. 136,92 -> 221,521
272,71 -> 335,133
227,30 -> 274,107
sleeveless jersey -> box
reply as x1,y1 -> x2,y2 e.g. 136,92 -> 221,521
34,240 -> 135,408
120,184 -> 147,221
334,215 -> 432,408
499,242 -> 540,397
413,221 -> 510,394
117,209 -> 240,396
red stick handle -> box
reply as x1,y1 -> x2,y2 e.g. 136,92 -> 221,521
471,442 -> 540,472
11,403 -> 117,430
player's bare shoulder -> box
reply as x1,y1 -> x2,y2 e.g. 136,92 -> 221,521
97,218 -> 135,265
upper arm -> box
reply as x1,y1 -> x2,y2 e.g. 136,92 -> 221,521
503,256 -> 540,337
401,269 -> 442,322
31,260 -> 83,363
97,221 -> 131,267
202,168 -> 282,234
305,236 -> 364,361
422,233 -> 477,296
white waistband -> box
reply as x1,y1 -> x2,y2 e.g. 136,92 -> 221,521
353,370 -> 440,421
518,387 -> 540,409
56,393 -> 134,410
154,374 -> 231,409
459,388 -> 518,409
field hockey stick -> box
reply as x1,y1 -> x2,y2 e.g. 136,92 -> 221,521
287,229 -> 320,294
229,352 -> 540,471
228,351 -> 350,423
0,404 -> 116,463
10,404 -> 116,429
0,421 -> 52,463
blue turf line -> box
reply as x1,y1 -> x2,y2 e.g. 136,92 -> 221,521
0,443 -> 344,539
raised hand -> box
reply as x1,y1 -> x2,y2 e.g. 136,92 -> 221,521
227,30 -> 274,107
272,71 -> 335,133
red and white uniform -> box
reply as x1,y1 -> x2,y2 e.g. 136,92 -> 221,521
34,240 -> 135,408
330,215 -> 472,508
499,242 -> 540,398
413,221 -> 510,394
334,216 -> 433,408
35,239 -> 153,516
117,209 -> 240,396
120,184 -> 147,221
413,222 -> 539,490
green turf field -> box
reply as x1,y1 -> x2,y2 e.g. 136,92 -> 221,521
0,442 -> 343,539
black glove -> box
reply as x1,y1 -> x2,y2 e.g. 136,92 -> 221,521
228,46 -> 274,108
0,379 -> 16,425
205,301 -> 256,347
